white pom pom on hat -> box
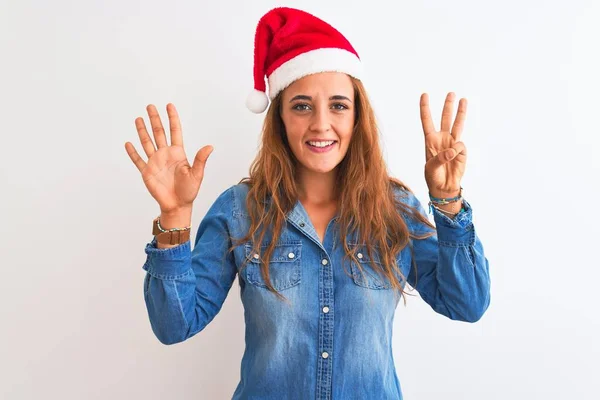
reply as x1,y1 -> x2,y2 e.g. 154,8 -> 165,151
246,7 -> 363,114
246,88 -> 269,114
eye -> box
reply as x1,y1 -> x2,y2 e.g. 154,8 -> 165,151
292,103 -> 310,111
291,103 -> 349,111
332,103 -> 349,111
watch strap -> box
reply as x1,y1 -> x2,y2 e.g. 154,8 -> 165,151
155,229 -> 190,245
152,216 -> 191,245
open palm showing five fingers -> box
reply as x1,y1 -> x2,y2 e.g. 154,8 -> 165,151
125,103 -> 213,214
420,92 -> 468,196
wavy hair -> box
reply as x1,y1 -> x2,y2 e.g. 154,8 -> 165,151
228,76 -> 436,305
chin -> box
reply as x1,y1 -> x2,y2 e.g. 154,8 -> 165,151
301,162 -> 340,174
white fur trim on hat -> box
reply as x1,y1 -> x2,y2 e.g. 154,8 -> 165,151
267,47 -> 362,100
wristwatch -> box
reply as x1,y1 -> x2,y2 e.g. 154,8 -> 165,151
152,216 -> 191,245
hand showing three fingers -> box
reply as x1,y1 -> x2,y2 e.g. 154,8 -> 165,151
125,103 -> 214,214
420,92 -> 468,197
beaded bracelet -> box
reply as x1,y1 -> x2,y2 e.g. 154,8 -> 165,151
156,215 -> 192,233
428,186 -> 465,216
429,187 -> 463,204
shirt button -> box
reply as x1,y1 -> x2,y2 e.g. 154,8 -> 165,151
322,306 -> 329,313
299,222 -> 305,227
321,259 -> 328,266
288,252 -> 295,259
357,252 -> 363,259
253,253 -> 259,259
322,352 -> 329,359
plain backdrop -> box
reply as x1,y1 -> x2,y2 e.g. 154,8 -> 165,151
1,0 -> 599,399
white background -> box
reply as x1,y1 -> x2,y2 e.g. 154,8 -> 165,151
1,0 -> 599,399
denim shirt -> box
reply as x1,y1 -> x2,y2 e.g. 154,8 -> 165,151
142,182 -> 491,400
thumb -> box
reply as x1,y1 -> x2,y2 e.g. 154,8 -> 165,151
191,145 -> 213,180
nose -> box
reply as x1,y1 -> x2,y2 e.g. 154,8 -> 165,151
308,104 -> 331,133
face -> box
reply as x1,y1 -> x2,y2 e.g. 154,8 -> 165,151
280,72 -> 355,175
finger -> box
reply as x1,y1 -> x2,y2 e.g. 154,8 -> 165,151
124,142 -> 146,173
191,145 -> 214,181
167,103 -> 183,147
428,142 -> 467,170
440,92 -> 455,133
451,98 -> 468,142
444,141 -> 467,162
451,141 -> 467,159
134,117 -> 156,158
425,150 -> 447,172
146,104 -> 168,149
419,93 -> 436,136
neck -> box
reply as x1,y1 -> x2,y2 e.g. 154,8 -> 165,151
296,167 -> 338,206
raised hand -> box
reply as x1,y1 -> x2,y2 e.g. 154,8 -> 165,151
125,103 -> 213,214
419,92 -> 468,197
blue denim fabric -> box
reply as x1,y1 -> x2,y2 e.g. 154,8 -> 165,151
142,183 -> 491,400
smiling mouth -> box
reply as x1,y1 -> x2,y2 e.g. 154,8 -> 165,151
305,140 -> 338,148
305,140 -> 338,154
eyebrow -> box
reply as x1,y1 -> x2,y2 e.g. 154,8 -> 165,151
289,95 -> 352,103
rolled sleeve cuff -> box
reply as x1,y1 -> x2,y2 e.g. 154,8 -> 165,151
431,198 -> 475,245
142,236 -> 192,279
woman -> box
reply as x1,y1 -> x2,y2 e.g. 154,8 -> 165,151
125,7 -> 491,400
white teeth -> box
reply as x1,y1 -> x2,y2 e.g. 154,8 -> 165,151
307,140 -> 335,148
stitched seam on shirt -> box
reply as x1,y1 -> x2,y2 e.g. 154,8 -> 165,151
143,274 -> 150,296
147,268 -> 194,281
229,185 -> 238,214
171,279 -> 190,333
438,240 -> 471,248
462,245 -> 476,268
438,227 -> 475,247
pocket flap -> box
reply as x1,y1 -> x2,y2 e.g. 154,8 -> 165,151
243,241 -> 302,290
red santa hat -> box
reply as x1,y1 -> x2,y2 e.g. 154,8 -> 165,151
246,7 -> 363,113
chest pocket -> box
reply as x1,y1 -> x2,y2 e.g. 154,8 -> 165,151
244,241 -> 302,290
349,244 -> 396,290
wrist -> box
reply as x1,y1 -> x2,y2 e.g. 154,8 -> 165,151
428,187 -> 464,218
159,209 -> 192,230
433,199 -> 462,214
428,188 -> 461,199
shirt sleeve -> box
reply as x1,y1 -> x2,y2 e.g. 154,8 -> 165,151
141,186 -> 238,344
403,189 -> 491,322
